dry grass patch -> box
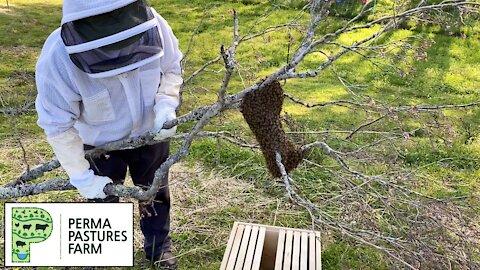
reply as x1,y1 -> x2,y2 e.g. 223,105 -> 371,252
0,137 -> 52,183
128,163 -> 300,269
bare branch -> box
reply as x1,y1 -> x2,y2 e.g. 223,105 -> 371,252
0,178 -> 73,199
284,93 -> 365,108
346,114 -> 389,140
240,22 -> 301,42
6,159 -> 60,188
394,101 -> 480,112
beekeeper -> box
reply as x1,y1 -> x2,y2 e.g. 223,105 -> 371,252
35,0 -> 182,268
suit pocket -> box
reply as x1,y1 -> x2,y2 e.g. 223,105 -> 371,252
140,70 -> 161,108
82,89 -> 115,124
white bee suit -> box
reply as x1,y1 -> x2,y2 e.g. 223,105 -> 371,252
35,4 -> 182,198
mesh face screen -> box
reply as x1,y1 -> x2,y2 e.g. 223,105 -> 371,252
68,26 -> 162,74
61,0 -> 152,47
60,0 -> 163,76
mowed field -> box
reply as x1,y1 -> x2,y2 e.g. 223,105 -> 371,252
1,0 -> 480,269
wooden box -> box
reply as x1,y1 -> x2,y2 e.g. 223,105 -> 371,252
220,222 -> 321,270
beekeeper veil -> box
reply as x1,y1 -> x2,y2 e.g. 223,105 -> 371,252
60,0 -> 163,78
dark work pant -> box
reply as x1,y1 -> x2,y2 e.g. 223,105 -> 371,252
84,142 -> 171,259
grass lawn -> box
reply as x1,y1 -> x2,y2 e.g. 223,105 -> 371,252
1,0 -> 479,269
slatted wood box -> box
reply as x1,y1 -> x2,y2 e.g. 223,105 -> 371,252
220,222 -> 321,270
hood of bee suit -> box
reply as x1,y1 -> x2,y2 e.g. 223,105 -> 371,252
60,0 -> 164,78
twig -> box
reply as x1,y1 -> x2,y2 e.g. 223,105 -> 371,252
182,56 -> 222,86
394,101 -> 480,112
240,23 -> 301,42
284,93 -> 366,108
0,101 -> 35,116
285,92 -> 480,115
346,114 -> 389,140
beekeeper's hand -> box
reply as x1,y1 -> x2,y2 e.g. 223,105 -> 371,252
152,96 -> 177,140
70,170 -> 113,199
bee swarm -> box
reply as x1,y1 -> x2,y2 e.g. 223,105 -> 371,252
241,80 -> 304,177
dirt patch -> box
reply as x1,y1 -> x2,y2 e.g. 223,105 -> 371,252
0,45 -> 38,54
0,6 -> 15,15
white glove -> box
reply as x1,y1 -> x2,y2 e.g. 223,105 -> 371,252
47,128 -> 112,199
152,96 -> 177,140
69,169 -> 113,199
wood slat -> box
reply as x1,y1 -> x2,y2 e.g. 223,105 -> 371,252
220,222 -> 239,270
226,224 -> 246,270
315,232 -> 321,270
234,225 -> 252,270
292,231 -> 301,270
309,232 -> 316,270
283,230 -> 293,270
300,232 -> 309,270
243,226 -> 259,270
251,226 -> 266,270
234,222 -> 321,234
222,222 -> 322,270
274,229 -> 286,270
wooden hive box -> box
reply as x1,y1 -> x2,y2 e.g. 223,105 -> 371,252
220,222 -> 321,270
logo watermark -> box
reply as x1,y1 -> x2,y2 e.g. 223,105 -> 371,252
4,203 -> 133,267
11,207 -> 53,263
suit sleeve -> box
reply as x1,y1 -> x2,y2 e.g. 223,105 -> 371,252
35,71 -> 81,138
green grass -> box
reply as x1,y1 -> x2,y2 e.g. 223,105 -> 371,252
1,0 -> 480,269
